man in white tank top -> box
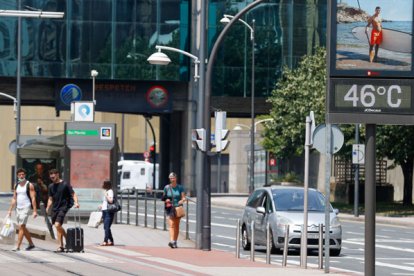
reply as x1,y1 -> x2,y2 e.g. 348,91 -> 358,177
7,168 -> 38,251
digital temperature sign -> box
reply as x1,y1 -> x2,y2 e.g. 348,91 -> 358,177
328,79 -> 414,124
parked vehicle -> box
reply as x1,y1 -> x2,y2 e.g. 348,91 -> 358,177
241,186 -> 342,256
117,160 -> 159,192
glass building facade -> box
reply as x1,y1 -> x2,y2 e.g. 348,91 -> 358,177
0,0 -> 326,98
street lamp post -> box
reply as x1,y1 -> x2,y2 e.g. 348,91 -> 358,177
147,45 -> 200,81
148,0 -> 265,250
221,15 -> 256,193
0,5 -> 64,180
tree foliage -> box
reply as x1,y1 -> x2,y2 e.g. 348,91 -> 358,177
377,126 -> 414,205
262,47 -> 326,158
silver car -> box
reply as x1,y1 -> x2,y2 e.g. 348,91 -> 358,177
241,186 -> 342,256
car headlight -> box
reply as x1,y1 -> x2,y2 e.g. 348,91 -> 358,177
330,217 -> 341,228
277,216 -> 293,229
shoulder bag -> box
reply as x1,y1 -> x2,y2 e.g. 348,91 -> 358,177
169,186 -> 186,218
107,196 -> 121,213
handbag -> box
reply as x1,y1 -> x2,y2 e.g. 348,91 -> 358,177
107,197 -> 122,213
87,211 -> 102,228
175,206 -> 186,218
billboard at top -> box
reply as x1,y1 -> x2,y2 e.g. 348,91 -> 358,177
330,0 -> 414,77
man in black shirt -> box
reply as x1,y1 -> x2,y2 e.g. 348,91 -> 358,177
46,169 -> 79,252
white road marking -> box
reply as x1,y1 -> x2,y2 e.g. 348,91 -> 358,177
343,240 -> 414,253
215,235 -> 236,241
346,231 -> 364,235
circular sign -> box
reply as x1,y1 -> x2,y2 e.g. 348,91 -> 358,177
312,124 -> 344,154
143,151 -> 150,158
146,86 -> 168,108
60,84 -> 82,105
8,140 -> 17,154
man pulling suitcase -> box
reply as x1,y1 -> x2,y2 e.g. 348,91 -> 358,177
46,169 -> 80,253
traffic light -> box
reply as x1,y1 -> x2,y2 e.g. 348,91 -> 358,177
214,111 -> 230,152
192,128 -> 206,152
149,145 -> 156,162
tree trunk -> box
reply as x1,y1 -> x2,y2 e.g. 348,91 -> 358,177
400,159 -> 413,206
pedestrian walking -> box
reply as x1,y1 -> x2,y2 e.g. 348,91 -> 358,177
45,169 -> 79,252
7,168 -> 37,251
99,180 -> 115,246
162,172 -> 186,248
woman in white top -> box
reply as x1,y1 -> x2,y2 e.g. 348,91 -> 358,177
100,180 -> 114,246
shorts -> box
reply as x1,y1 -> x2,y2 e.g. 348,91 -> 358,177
16,207 -> 31,225
51,209 -> 68,225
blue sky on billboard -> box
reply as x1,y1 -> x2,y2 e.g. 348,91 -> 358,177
340,0 -> 413,21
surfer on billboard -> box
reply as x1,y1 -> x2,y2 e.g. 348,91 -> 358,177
365,6 -> 383,63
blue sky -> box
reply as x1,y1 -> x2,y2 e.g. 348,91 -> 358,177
339,0 -> 413,21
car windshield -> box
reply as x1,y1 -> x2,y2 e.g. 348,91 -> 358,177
272,189 -> 331,212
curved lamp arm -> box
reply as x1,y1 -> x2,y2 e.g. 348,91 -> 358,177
223,14 -> 254,40
155,45 -> 201,81
0,92 -> 17,113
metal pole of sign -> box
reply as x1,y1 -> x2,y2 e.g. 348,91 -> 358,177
354,124 -> 360,217
324,124 -> 332,273
365,124 -> 376,276
301,116 -> 311,268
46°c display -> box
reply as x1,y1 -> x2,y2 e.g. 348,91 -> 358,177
329,78 -> 414,118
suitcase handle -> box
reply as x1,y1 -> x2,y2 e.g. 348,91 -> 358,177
72,208 -> 81,247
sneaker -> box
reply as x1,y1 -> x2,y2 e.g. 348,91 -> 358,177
11,247 -> 20,252
168,242 -> 174,249
173,242 -> 178,248
25,245 -> 35,251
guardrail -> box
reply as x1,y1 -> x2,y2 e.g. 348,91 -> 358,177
116,188 -> 191,240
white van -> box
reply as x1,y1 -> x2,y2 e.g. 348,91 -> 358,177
117,160 -> 159,192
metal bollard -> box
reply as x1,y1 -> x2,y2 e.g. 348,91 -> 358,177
135,191 -> 139,226
163,205 -> 167,231
144,190 -> 148,227
318,224 -> 324,269
282,224 -> 289,267
250,221 -> 255,262
266,222 -> 271,264
127,189 -> 130,224
185,199 -> 189,240
119,190 -> 123,224
236,219 -> 240,258
153,192 -> 157,229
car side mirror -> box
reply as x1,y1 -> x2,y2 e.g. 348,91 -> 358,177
256,206 -> 266,214
333,208 -> 339,215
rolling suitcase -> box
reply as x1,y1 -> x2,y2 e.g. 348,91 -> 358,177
66,209 -> 84,253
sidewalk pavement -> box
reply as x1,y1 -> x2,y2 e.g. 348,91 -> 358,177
2,195 -> 412,275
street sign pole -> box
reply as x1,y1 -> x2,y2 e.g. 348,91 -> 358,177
365,124 -> 376,276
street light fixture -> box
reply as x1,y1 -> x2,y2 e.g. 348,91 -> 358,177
147,45 -> 200,81
91,69 -> 98,106
221,14 -> 256,193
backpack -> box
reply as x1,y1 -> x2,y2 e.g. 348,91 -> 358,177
15,181 -> 41,210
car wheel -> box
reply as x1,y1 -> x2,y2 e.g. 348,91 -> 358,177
270,231 -> 282,254
330,248 -> 341,256
242,225 -> 251,250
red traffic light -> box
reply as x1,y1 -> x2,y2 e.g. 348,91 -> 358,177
149,145 -> 155,152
